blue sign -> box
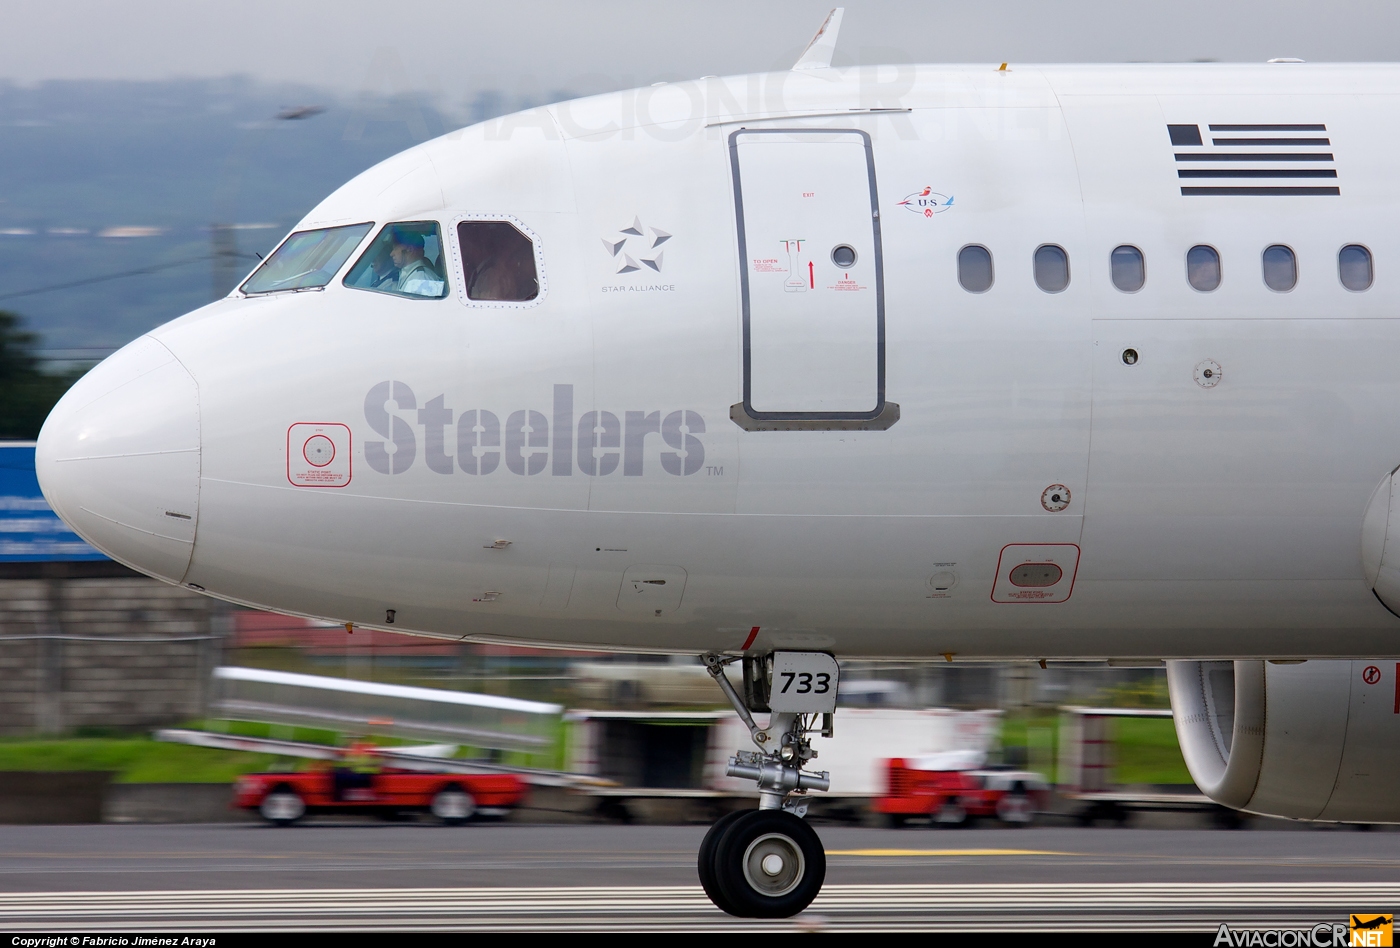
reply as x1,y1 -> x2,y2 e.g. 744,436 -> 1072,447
0,442 -> 107,561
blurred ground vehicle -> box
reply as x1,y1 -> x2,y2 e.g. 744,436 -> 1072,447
873,751 -> 1050,827
234,761 -> 526,826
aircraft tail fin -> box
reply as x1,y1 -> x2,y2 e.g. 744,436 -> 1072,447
792,7 -> 844,70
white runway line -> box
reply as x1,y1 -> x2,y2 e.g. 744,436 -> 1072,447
3,884 -> 1398,931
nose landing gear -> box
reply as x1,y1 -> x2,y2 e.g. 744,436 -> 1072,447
698,651 -> 837,918
699,808 -> 826,917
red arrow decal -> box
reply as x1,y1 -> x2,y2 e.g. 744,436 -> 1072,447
808,261 -> 814,288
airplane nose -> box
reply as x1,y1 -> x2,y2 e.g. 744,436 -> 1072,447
35,335 -> 200,583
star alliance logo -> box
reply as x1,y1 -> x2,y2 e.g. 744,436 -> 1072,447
601,217 -> 671,273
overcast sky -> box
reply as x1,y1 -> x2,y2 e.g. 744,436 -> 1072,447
8,1 -> 1400,105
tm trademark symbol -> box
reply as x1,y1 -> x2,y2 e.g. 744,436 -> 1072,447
706,466 -> 724,476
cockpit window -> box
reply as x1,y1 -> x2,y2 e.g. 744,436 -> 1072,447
458,221 -> 539,301
241,223 -> 372,295
343,221 -> 449,299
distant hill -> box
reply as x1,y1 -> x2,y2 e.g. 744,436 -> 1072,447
0,78 -> 549,360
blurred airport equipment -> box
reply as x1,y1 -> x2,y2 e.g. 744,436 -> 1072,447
874,752 -> 1051,827
566,707 -> 1000,819
567,710 -> 728,792
0,442 -> 222,735
1058,706 -> 1229,826
572,661 -> 724,707
210,665 -> 562,754
232,759 -> 526,826
154,726 -> 604,786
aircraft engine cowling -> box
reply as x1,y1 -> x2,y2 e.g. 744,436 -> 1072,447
1362,465 -> 1400,614
1166,660 -> 1400,823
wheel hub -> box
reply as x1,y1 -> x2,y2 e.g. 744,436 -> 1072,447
742,833 -> 804,897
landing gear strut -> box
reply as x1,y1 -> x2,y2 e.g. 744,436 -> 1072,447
698,651 -> 837,918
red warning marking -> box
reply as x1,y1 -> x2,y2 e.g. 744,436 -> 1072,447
1363,664 -> 1381,685
808,260 -> 814,288
741,626 -> 760,650
1395,663 -> 1399,714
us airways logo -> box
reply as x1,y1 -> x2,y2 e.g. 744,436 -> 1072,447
898,187 -> 953,218
361,382 -> 705,477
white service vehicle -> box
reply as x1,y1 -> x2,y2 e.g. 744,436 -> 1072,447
33,7 -> 1400,918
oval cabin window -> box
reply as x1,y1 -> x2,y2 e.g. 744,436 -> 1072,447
1111,245 -> 1145,292
958,244 -> 994,293
1187,245 -> 1221,292
1262,244 -> 1296,292
1034,244 -> 1070,293
1339,244 -> 1373,292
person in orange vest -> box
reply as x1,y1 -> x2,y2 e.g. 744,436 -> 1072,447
334,739 -> 381,801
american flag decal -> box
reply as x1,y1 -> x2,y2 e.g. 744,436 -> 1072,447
1168,123 -> 1339,196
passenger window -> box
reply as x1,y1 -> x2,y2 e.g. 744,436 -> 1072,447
241,223 -> 371,295
1187,245 -> 1221,292
1262,244 -> 1297,292
1034,244 -> 1069,293
344,222 -> 448,299
457,221 -> 539,302
1339,244 -> 1373,291
957,244 -> 994,293
1111,245 -> 1145,292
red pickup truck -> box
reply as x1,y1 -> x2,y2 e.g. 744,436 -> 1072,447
873,756 -> 1050,827
234,765 -> 528,825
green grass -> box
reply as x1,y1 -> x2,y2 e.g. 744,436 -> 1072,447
0,713 -> 570,783
0,737 -> 282,783
1111,716 -> 1192,785
999,712 -> 1193,787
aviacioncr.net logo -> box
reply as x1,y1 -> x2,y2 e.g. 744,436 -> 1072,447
1214,922 -> 1367,947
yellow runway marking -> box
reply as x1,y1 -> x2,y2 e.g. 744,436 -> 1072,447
826,848 -> 1075,857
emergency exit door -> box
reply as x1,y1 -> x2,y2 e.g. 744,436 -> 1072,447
729,128 -> 895,430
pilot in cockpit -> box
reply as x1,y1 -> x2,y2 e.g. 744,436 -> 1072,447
388,227 -> 445,297
366,250 -> 399,290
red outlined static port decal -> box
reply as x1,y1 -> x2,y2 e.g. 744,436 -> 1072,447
288,423 -> 352,488
991,544 -> 1080,603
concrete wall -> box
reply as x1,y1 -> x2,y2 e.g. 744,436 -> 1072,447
0,771 -> 112,823
0,562 -> 224,734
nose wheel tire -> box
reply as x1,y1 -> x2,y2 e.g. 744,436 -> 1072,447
703,809 -> 825,918
697,809 -> 747,915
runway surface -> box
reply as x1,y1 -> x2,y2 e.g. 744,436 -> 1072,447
1,823 -> 1397,931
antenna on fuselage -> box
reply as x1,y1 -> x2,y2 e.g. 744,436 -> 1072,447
792,7 -> 844,70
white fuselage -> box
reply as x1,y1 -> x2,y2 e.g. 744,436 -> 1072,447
35,63 -> 1400,659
